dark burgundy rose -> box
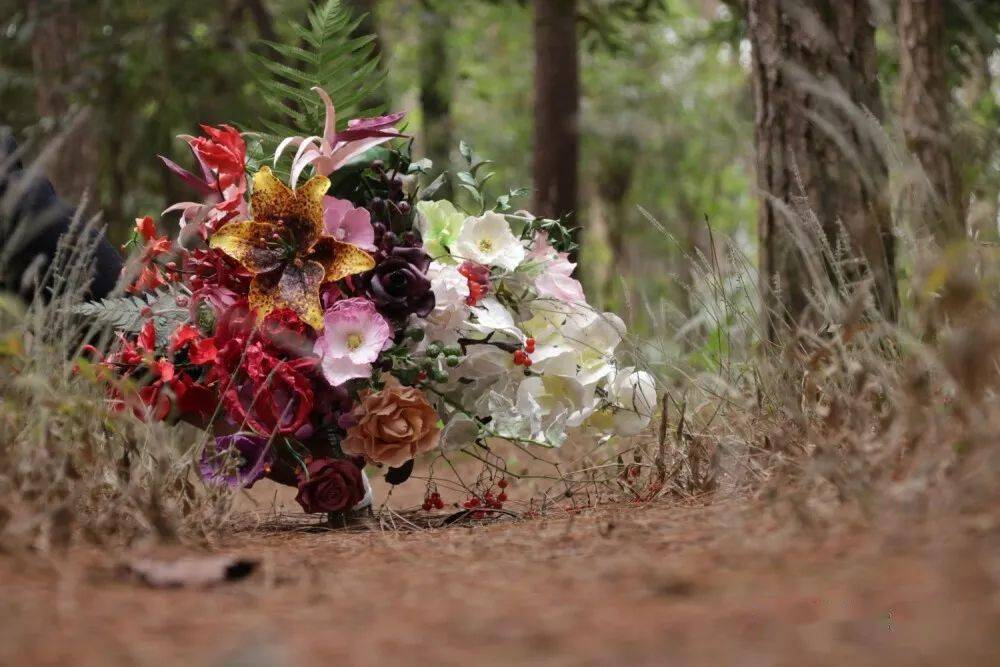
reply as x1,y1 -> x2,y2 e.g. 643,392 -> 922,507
366,246 -> 435,320
295,458 -> 366,513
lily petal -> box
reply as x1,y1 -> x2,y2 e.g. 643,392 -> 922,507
310,236 -> 376,283
312,86 -> 338,146
208,220 -> 286,274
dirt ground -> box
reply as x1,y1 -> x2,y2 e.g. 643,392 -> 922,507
1,487 -> 998,666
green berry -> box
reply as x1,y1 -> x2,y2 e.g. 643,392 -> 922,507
426,343 -> 442,358
445,355 -> 461,368
408,328 -> 425,342
443,345 -> 462,358
431,368 -> 449,383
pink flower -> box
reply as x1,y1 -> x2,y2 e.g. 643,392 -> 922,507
530,232 -> 585,303
314,298 -> 391,386
275,87 -> 405,188
323,197 -> 376,251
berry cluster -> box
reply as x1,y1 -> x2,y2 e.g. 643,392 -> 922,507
366,160 -> 411,230
421,490 -> 445,511
513,337 -> 536,367
461,477 -> 509,519
458,261 -> 491,306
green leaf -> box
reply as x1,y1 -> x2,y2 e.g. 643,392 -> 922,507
408,158 -> 433,175
459,140 -> 473,165
251,0 -> 387,151
420,172 -> 452,201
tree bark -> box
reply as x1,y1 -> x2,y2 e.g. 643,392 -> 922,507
419,0 -> 454,169
899,0 -> 965,241
749,0 -> 897,337
28,0 -> 98,205
533,0 -> 580,238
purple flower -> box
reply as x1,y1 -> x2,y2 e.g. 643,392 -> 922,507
199,434 -> 274,489
366,247 -> 436,321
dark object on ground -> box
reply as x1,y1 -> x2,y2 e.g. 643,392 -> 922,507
122,555 -> 258,588
0,126 -> 122,301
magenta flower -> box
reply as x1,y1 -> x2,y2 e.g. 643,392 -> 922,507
314,298 -> 392,386
323,196 -> 376,251
275,87 -> 405,188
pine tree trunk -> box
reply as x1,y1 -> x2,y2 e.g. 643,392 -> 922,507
532,0 -> 580,238
28,0 -> 97,205
899,0 -> 965,241
419,1 -> 453,169
749,0 -> 897,336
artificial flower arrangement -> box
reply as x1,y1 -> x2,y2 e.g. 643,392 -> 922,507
83,86 -> 658,519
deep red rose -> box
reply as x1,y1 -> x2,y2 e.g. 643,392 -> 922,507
220,343 -> 316,436
295,458 -> 365,514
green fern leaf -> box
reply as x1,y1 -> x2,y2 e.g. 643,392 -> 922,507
251,0 -> 387,154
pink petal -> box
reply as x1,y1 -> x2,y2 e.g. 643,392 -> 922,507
346,111 -> 406,132
274,135 -> 305,166
312,86 -> 338,145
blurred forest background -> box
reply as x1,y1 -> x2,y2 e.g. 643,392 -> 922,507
2,0 -> 999,343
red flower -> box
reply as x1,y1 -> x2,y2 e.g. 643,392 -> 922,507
219,343 -> 316,437
169,323 -> 219,365
127,217 -> 174,294
294,458 -> 365,514
189,124 -> 246,200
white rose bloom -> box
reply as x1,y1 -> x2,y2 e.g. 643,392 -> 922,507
423,261 -> 470,344
563,310 -> 625,386
608,367 -> 658,436
453,211 -> 526,271
517,374 -> 597,445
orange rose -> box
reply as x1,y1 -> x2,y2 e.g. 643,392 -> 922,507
342,377 -> 441,467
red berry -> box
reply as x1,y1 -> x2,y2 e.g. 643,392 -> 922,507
524,356 -> 533,367
140,306 -> 153,318
525,338 -> 536,353
422,501 -> 432,511
498,492 -> 508,502
433,498 -> 444,509
513,350 -> 527,366
498,478 -> 508,489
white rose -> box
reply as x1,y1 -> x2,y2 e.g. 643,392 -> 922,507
423,261 -> 470,344
453,212 -> 526,271
608,367 -> 658,436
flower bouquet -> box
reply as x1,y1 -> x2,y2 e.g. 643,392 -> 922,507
82,86 -> 657,520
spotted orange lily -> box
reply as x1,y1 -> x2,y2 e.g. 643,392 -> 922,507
208,167 -> 375,329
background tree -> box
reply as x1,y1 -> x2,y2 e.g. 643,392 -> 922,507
418,0 -> 454,169
899,0 -> 966,241
26,0 -> 97,204
532,0 -> 581,237
748,0 -> 897,335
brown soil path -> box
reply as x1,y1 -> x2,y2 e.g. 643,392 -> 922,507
1,500 -> 997,666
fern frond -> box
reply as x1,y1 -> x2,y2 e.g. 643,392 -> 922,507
252,0 -> 387,151
73,291 -> 187,345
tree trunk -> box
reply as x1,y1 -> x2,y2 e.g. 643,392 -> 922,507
28,0 -> 98,205
749,0 -> 897,337
899,0 -> 965,241
419,1 -> 454,169
532,0 -> 580,237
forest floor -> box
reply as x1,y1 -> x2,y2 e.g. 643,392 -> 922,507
2,480 -> 998,666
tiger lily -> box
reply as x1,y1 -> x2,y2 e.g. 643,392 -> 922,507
209,167 -> 375,329
275,86 -> 405,188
